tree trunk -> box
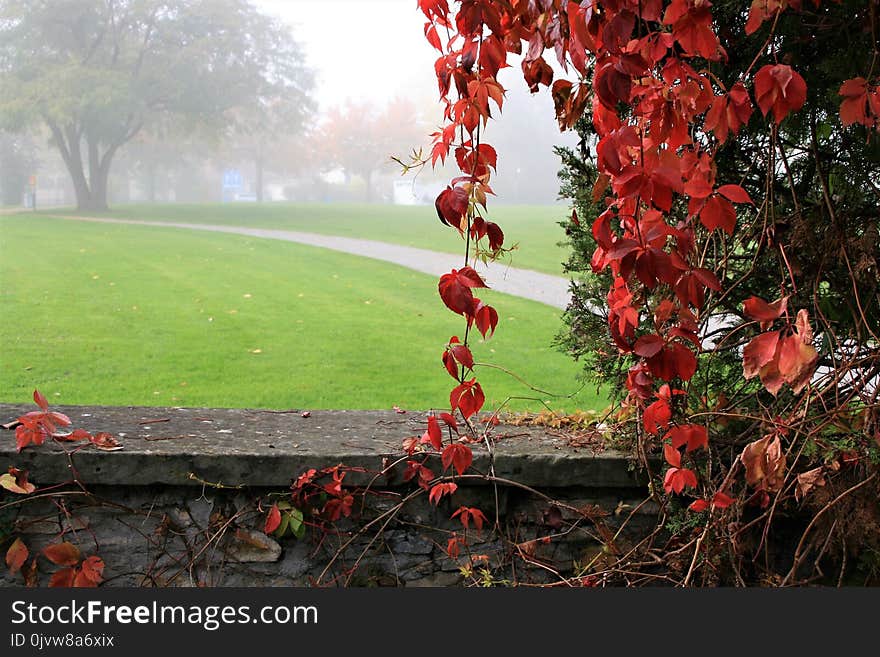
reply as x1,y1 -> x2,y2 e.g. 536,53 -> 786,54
48,120 -> 133,212
85,133 -> 110,211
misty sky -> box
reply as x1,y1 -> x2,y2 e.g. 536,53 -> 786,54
253,0 -> 436,108
251,0 -> 578,197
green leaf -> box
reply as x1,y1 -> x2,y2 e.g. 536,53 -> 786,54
275,512 -> 290,537
287,508 -> 305,539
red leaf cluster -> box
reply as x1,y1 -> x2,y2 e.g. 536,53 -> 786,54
403,459 -> 435,490
743,307 -> 819,395
451,505 -> 487,531
441,442 -> 473,476
755,64 -> 807,125
14,390 -> 71,451
839,77 -> 880,130
418,0 -> 841,507
438,266 -> 487,316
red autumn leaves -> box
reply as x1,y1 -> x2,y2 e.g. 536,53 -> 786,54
12,389 -> 122,452
838,77 -> 880,130
14,389 -> 71,451
438,266 -> 498,340
661,423 -> 707,494
754,64 -> 807,125
6,539 -> 104,587
704,82 -> 753,143
742,296 -> 819,395
42,543 -> 105,588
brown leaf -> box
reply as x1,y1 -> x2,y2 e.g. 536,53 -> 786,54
90,432 -> 123,451
740,434 -> 786,492
49,567 -> 76,588
5,538 -> 28,574
43,542 -> 81,566
75,556 -> 104,586
0,467 -> 35,495
795,467 -> 826,501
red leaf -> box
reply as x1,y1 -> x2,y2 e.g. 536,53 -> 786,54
663,467 -> 698,494
633,334 -> 665,358
777,333 -> 819,394
692,268 -> 721,291
441,443 -> 473,476
403,460 -> 434,490
712,491 -> 735,508
424,23 -> 442,51
446,534 -> 464,559
6,538 -> 28,575
643,398 -> 671,435
402,436 -> 419,455
668,424 -> 709,452
745,0 -> 783,35
451,506 -> 487,531
57,428 -> 93,442
450,344 -> 474,370
663,0 -> 722,60
743,330 -> 781,379
839,77 -> 871,127
668,343 -> 698,381
49,567 -> 76,588
439,412 -> 459,431
264,503 -> 281,534
486,222 -> 504,251
442,350 -> 459,379
705,82 -> 753,143
699,195 -> 737,234
428,482 -> 458,505
755,64 -> 807,125
435,186 -> 469,228
43,542 -> 81,567
664,442 -> 682,468
450,379 -> 485,418
438,267 -> 487,316
743,295 -> 788,323
688,499 -> 710,512
322,494 -> 354,521
426,414 -> 443,450
75,556 -> 104,587
716,184 -> 753,205
471,300 -> 498,338
33,389 -> 49,411
14,416 -> 50,451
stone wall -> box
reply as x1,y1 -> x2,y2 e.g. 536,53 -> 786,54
0,404 -> 657,587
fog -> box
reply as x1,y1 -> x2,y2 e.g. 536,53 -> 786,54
0,0 -> 576,209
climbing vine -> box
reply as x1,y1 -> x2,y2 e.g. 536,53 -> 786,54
414,0 -> 880,583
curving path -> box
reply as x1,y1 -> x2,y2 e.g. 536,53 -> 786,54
50,215 -> 573,309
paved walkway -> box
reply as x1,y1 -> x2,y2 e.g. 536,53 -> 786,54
49,215 -> 573,309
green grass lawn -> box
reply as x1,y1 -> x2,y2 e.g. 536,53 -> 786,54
0,215 -> 601,412
63,202 -> 572,276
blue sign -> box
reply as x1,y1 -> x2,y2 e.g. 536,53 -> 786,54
222,169 -> 243,202
223,169 -> 243,188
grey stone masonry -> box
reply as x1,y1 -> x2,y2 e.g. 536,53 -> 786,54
0,405 -> 656,587
0,405 -> 644,489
